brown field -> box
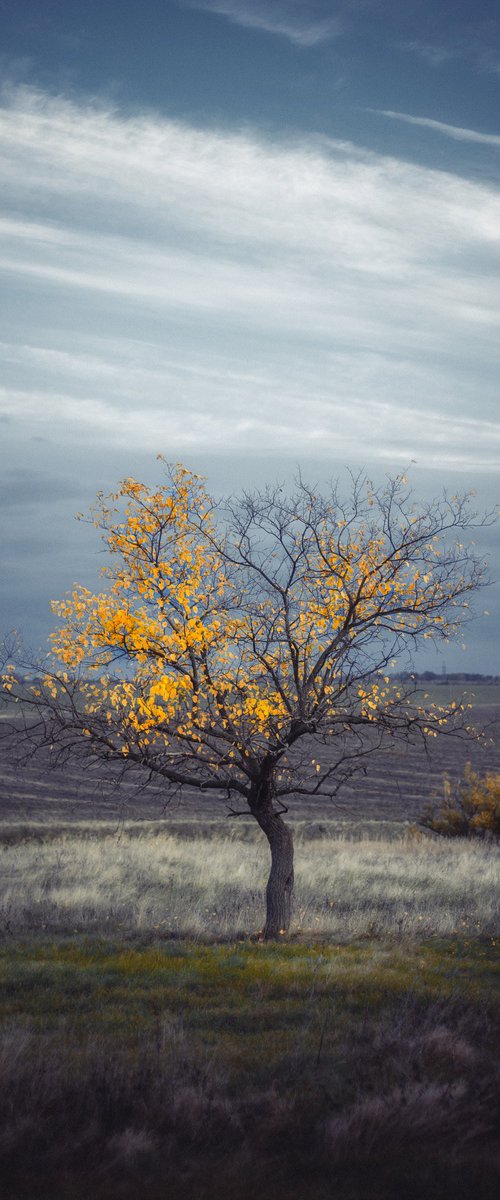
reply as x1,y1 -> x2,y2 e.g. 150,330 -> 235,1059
1,685 -> 499,833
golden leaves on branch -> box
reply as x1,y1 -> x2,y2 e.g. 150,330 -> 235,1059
18,462 -> 481,765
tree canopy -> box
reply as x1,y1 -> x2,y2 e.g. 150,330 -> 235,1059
2,462 -> 492,937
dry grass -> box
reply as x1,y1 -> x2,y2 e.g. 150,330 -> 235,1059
1,819 -> 499,1197
0,955 -> 499,1200
0,826 -> 498,940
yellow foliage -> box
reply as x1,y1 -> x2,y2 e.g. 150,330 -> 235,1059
2,462 -> 476,780
422,766 -> 500,839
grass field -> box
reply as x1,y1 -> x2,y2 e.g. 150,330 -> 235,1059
1,827 -> 499,940
414,682 -> 500,708
0,935 -> 499,1200
1,825 -> 499,1198
1,691 -> 499,1197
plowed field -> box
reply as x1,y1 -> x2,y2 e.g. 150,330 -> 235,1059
1,685 -> 499,830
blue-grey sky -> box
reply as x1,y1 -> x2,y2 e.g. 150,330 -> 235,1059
0,0 -> 499,670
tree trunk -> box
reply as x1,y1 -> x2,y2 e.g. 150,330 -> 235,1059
251,800 -> 294,940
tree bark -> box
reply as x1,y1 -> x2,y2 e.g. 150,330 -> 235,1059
250,794 -> 294,940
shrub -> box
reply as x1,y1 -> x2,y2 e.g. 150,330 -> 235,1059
421,765 -> 500,840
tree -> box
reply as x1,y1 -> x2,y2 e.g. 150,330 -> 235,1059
2,463 -> 493,938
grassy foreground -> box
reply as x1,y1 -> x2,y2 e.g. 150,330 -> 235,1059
2,828 -> 499,939
1,935 -> 499,1200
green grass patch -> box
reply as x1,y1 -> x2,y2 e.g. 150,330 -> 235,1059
1,936 -> 498,1043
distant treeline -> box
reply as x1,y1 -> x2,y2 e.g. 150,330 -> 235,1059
395,672 -> 500,683
10,670 -> 500,687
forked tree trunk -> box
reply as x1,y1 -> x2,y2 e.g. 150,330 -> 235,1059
250,792 -> 294,940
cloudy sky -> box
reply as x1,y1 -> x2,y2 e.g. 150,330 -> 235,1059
0,0 -> 499,669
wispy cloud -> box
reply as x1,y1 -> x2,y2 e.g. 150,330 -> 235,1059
2,375 -> 500,470
181,1 -> 340,47
372,108 -> 500,148
0,85 -> 499,477
400,41 -> 457,69
401,28 -> 500,79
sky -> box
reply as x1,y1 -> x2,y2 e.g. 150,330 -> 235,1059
0,0 -> 499,671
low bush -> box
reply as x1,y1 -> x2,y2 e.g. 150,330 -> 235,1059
421,765 -> 500,840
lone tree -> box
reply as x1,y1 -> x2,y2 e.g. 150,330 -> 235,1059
2,463 -> 492,937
